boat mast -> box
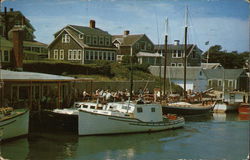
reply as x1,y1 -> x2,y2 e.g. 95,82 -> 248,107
163,18 -> 168,96
183,6 -> 188,99
130,47 -> 133,100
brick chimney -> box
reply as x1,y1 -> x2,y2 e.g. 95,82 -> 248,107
10,8 -> 14,12
12,28 -> 24,70
124,30 -> 130,36
89,20 -> 95,28
4,7 -> 8,39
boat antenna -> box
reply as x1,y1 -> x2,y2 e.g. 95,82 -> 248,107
163,17 -> 168,96
183,6 -> 188,99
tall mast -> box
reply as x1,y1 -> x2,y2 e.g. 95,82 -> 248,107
183,6 -> 188,99
163,18 -> 168,96
130,47 -> 133,100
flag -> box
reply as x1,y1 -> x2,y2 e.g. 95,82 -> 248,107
205,41 -> 209,45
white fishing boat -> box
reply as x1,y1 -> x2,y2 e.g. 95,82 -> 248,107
213,91 -> 247,113
78,101 -> 185,136
41,101 -> 107,131
0,108 -> 29,141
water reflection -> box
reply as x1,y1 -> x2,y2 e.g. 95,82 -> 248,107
0,113 -> 248,160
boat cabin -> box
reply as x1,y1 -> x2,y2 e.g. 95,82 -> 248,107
224,91 -> 248,104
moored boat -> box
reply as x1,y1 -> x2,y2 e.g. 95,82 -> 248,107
41,101 -> 106,132
0,108 -> 29,141
238,103 -> 250,115
78,101 -> 185,136
162,101 -> 215,116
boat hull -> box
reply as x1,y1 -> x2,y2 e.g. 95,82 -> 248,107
162,104 -> 214,116
213,103 -> 240,113
238,104 -> 250,115
78,110 -> 185,136
0,110 -> 29,141
40,110 -> 78,132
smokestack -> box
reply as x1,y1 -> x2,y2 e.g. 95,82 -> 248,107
12,28 -> 24,70
10,8 -> 13,12
89,20 -> 95,28
124,30 -> 130,36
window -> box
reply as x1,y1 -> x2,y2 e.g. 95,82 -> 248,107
62,34 -> 70,43
192,51 -> 196,58
218,80 -> 222,86
94,51 -> 98,60
82,105 -> 88,108
99,36 -> 104,45
68,50 -> 72,60
105,37 -> 110,46
111,52 -> 115,61
90,106 -> 95,109
171,63 -> 176,66
107,52 -> 111,60
99,51 -> 103,60
59,50 -> 64,60
54,50 -> 58,59
177,63 -> 183,67
172,52 -> 177,58
85,50 -> 89,60
90,51 -> 93,60
3,50 -> 9,62
151,108 -> 155,112
79,34 -> 83,39
86,35 -> 91,44
136,43 -> 139,49
137,107 -> 143,113
103,51 -> 107,60
93,36 -> 97,45
73,50 -> 77,60
208,80 -> 212,86
228,80 -> 233,87
177,51 -> 182,58
140,41 -> 146,50
78,50 -> 82,60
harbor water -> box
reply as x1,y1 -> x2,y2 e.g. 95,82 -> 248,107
1,113 -> 249,160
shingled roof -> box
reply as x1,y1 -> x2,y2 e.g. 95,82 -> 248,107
154,44 -> 195,50
69,25 -> 110,36
203,69 -> 246,79
112,34 -> 144,46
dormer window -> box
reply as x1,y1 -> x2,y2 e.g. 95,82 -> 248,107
79,34 -> 84,39
93,36 -> 97,45
99,36 -> 104,45
62,34 -> 70,43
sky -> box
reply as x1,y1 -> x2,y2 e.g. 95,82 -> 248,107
1,0 -> 249,53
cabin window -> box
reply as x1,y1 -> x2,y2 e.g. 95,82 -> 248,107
151,108 -> 155,112
82,105 -> 88,108
79,34 -> 84,39
137,107 -> 143,113
59,50 -> 64,60
62,34 -> 70,43
90,106 -> 95,109
54,50 -> 58,59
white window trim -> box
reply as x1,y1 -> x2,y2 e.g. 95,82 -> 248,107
54,49 -> 58,60
68,50 -> 72,60
228,80 -> 234,87
62,34 -> 70,43
78,50 -> 82,60
59,50 -> 64,60
2,50 -> 10,62
79,34 -> 84,39
177,63 -> 183,67
171,63 -> 176,66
